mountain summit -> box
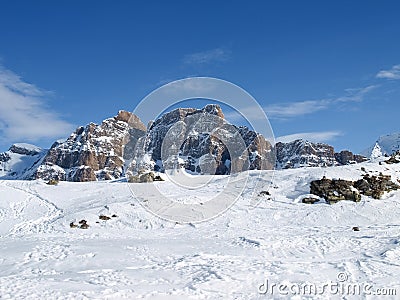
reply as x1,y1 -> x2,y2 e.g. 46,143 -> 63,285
0,105 -> 368,181
362,133 -> 400,158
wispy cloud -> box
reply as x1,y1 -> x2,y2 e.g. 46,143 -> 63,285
276,131 -> 343,143
376,64 -> 400,80
163,77 -> 217,94
337,85 -> 377,102
183,48 -> 230,65
265,99 -> 330,119
0,65 -> 74,144
265,85 -> 376,120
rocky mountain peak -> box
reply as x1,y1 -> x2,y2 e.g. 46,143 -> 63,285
34,111 -> 146,182
128,104 -> 273,175
1,106 -> 371,182
363,133 -> 400,158
114,110 -> 147,130
275,139 -> 366,169
203,104 -> 225,119
9,143 -> 42,156
0,143 -> 45,179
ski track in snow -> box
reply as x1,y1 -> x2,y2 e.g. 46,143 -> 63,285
0,160 -> 400,299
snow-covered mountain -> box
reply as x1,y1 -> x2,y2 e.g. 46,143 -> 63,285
275,139 -> 366,169
130,104 -> 274,175
0,105 -> 369,181
0,143 -> 46,179
362,133 -> 400,158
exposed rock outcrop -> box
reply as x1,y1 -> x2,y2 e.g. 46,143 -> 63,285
128,171 -> 155,183
354,174 -> 400,199
310,174 -> 400,203
276,140 -> 367,169
334,150 -> 367,165
129,104 -> 275,175
35,111 -> 146,182
276,140 -> 338,169
310,177 -> 361,204
385,151 -> 400,164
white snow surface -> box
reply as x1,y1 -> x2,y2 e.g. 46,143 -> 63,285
0,160 -> 400,299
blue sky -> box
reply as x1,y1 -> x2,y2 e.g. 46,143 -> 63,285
0,1 -> 400,153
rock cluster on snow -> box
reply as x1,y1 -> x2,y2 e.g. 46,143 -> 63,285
310,173 -> 400,203
310,177 -> 361,204
128,171 -> 156,183
385,151 -> 400,164
354,174 -> 400,199
301,197 -> 320,204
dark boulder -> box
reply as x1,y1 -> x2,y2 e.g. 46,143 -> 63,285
310,177 -> 360,204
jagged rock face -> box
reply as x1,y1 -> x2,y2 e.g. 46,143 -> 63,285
9,144 -> 41,156
243,128 -> 275,170
145,107 -> 198,163
36,111 -> 146,182
334,150 -> 367,165
35,163 -> 66,181
132,104 -> 274,175
0,152 -> 11,163
276,140 -> 338,169
276,140 -> 366,169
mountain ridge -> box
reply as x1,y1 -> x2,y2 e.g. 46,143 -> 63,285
0,105 -> 372,181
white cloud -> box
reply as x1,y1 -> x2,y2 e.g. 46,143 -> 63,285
0,65 -> 74,144
162,77 -> 217,95
376,64 -> 400,80
276,131 -> 343,143
337,85 -> 377,102
265,100 -> 330,119
265,85 -> 376,120
183,48 -> 230,65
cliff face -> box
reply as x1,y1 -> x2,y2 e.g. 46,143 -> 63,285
275,140 -> 366,169
35,111 -> 146,181
275,140 -> 338,169
334,150 -> 367,165
128,104 -> 274,175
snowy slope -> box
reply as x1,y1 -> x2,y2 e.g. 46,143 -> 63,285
0,144 -> 46,180
0,160 -> 400,298
363,133 -> 400,158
